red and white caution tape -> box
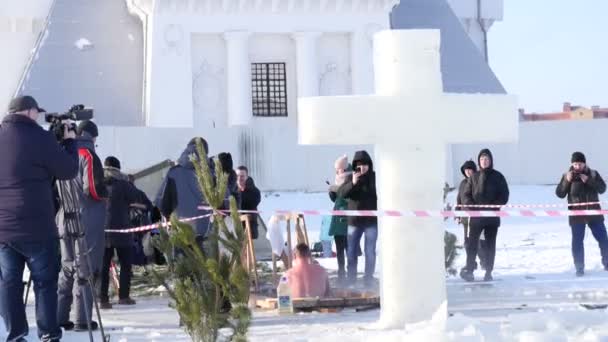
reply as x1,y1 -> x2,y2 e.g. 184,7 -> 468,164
107,206 -> 608,234
104,214 -> 212,234
454,201 -> 604,209
199,206 -> 608,218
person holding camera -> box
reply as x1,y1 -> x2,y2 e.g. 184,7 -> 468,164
337,150 -> 377,288
556,152 -> 608,277
0,96 -> 79,342
57,120 -> 108,332
460,149 -> 509,282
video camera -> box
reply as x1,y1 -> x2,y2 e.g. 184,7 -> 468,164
45,105 -> 94,141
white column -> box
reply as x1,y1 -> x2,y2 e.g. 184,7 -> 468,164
292,32 -> 321,98
350,29 -> 374,95
224,31 -> 252,126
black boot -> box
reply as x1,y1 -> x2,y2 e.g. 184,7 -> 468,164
74,321 -> 98,332
459,268 -> 474,282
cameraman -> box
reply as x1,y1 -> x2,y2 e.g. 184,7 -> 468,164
57,120 -> 108,331
556,152 -> 608,277
0,96 -> 78,342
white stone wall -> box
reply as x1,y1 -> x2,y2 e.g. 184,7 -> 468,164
451,119 -> 608,187
318,34 -> 352,96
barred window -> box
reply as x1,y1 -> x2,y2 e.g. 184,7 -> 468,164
251,62 -> 288,117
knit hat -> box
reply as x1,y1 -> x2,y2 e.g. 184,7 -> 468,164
104,156 -> 121,170
334,155 -> 348,170
571,151 -> 586,163
76,120 -> 99,138
460,160 -> 477,177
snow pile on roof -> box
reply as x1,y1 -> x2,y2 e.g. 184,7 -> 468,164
74,38 -> 93,50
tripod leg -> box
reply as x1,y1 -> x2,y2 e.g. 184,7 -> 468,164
77,278 -> 95,342
89,277 -> 109,342
23,273 -> 32,305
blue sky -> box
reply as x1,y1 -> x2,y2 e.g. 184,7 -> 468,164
489,0 -> 607,112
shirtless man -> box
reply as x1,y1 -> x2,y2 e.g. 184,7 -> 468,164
286,244 -> 330,298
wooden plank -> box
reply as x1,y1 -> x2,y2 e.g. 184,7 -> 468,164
254,295 -> 380,311
256,298 -> 277,310
344,297 -> 380,307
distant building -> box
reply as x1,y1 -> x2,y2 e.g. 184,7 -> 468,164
520,102 -> 608,122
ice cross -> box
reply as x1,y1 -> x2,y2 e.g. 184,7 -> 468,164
298,29 -> 518,328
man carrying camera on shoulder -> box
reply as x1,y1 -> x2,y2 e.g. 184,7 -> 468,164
0,96 -> 79,342
556,152 -> 608,277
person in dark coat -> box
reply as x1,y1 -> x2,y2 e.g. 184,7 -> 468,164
337,150 -> 378,287
156,138 -> 214,242
217,152 -> 241,209
460,149 -> 509,282
127,174 -> 157,266
328,155 -> 351,283
236,166 -> 261,239
457,160 -> 487,270
0,96 -> 78,342
56,120 -> 108,331
556,152 -> 608,277
99,157 -> 142,308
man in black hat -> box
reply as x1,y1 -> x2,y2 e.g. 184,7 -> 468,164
56,119 -> 108,331
0,95 -> 78,341
556,152 -> 608,277
99,156 -> 142,309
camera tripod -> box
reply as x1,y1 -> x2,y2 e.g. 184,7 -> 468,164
54,179 -> 109,342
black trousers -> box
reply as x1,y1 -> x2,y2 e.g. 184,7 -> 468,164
334,235 -> 347,277
100,246 -> 133,301
465,224 -> 498,272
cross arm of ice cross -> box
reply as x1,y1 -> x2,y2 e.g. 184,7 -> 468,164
296,93 -> 518,147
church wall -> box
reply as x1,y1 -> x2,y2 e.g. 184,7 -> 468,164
318,34 -> 352,96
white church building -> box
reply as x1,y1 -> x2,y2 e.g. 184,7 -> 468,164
2,0 -> 509,193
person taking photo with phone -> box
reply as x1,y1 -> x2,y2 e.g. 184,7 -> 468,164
337,151 -> 377,288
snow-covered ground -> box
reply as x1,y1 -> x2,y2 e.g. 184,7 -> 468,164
13,185 -> 608,341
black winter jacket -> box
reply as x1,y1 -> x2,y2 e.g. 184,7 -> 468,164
104,168 -> 141,247
337,151 -> 378,228
239,177 -> 261,239
462,149 -> 509,227
556,166 -> 606,225
0,114 -> 79,242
